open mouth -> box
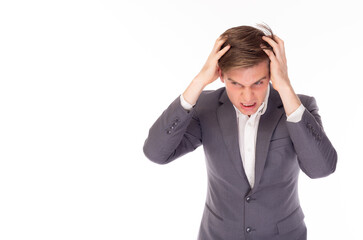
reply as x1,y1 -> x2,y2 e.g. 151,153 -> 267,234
240,102 -> 256,109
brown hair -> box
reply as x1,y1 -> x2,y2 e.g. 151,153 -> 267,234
218,23 -> 274,74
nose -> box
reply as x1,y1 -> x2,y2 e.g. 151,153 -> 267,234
242,88 -> 254,102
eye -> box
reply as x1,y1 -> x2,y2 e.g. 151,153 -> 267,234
255,80 -> 263,85
230,81 -> 242,87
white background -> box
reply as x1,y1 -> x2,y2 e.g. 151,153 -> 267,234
0,0 -> 362,239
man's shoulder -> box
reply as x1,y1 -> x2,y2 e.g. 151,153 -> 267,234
199,87 -> 225,100
196,87 -> 225,108
296,93 -> 316,107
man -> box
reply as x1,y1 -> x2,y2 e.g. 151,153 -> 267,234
143,24 -> 337,240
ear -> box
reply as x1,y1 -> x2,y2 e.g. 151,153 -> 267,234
218,66 -> 224,83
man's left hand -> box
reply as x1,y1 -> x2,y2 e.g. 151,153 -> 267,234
261,35 -> 291,92
261,35 -> 302,116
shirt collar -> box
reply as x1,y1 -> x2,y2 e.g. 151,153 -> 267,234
233,83 -> 270,117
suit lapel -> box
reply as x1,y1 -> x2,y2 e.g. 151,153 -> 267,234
251,85 -> 284,193
217,90 -> 248,182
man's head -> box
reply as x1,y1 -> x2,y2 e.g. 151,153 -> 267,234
218,24 -> 274,116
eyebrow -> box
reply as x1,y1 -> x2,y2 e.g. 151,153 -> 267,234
227,76 -> 267,86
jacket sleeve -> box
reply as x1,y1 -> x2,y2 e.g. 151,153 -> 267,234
143,95 -> 202,164
286,96 -> 338,178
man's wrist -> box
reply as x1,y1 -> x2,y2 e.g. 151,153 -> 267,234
286,104 -> 305,123
182,76 -> 207,108
276,82 -> 302,116
275,80 -> 293,94
180,94 -> 194,110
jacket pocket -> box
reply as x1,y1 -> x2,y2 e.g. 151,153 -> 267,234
205,203 -> 223,221
277,206 -> 305,234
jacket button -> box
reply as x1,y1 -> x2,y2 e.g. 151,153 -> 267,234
246,196 -> 251,202
246,227 -> 252,233
166,130 -> 172,134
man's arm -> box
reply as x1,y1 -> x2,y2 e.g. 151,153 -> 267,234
182,35 -> 231,106
262,35 -> 337,178
261,35 -> 302,116
143,95 -> 202,164
143,36 -> 231,164
286,96 -> 337,178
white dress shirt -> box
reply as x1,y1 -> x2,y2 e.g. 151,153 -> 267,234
180,85 -> 305,188
233,84 -> 270,188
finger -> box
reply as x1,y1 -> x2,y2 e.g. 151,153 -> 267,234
272,35 -> 286,58
262,36 -> 282,60
213,35 -> 228,52
272,35 -> 284,45
262,35 -> 278,48
215,35 -> 227,46
262,48 -> 277,62
217,34 -> 227,40
216,44 -> 231,59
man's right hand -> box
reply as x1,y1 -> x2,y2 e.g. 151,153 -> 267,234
182,36 -> 230,106
198,35 -> 231,86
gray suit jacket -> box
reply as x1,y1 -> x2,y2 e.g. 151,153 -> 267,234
143,84 -> 337,240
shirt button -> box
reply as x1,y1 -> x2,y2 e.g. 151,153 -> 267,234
246,227 -> 252,233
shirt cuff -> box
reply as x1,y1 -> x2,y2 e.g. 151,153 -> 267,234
180,94 -> 195,111
286,104 -> 305,123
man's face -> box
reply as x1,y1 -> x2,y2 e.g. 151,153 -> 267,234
219,60 -> 270,116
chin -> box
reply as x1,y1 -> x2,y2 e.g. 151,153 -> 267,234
239,108 -> 258,116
